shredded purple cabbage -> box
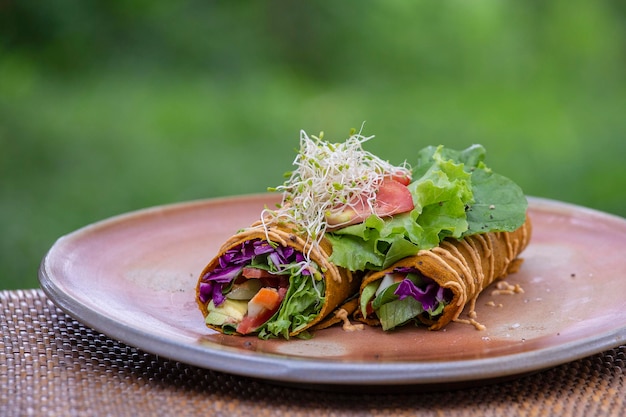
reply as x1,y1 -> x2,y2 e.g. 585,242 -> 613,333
392,267 -> 452,312
198,239 -> 303,306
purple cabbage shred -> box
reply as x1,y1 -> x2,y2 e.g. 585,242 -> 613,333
393,268 -> 452,312
198,239 -> 302,306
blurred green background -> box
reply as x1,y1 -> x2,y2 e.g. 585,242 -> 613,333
1,1 -> 625,290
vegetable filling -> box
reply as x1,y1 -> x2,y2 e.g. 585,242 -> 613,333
198,239 -> 325,339
360,267 -> 453,331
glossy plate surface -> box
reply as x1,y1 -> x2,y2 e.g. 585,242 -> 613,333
39,195 -> 626,388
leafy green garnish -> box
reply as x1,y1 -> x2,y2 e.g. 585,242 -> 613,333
327,144 -> 527,271
378,297 -> 425,331
417,144 -> 528,235
258,268 -> 325,340
463,166 -> 528,235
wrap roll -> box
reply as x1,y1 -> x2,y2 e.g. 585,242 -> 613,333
357,216 -> 532,331
196,221 -> 360,338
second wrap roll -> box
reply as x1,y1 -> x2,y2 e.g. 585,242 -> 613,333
356,216 -> 532,331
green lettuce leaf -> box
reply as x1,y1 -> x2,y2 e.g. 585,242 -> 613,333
378,297 -> 425,331
259,271 -> 325,340
463,167 -> 528,235
327,144 -> 527,272
417,144 -> 528,234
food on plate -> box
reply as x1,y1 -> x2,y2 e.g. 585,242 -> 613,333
196,126 -> 531,337
196,128 -> 410,338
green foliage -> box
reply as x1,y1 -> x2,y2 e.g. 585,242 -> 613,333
1,0 -> 625,289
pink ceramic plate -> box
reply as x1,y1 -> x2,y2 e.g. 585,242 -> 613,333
39,194 -> 626,389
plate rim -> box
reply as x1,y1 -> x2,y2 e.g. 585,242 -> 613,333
38,195 -> 626,387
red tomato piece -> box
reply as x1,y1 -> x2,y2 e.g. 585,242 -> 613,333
326,178 -> 414,228
236,287 -> 288,335
242,267 -> 274,279
250,287 -> 282,311
387,171 -> 412,186
236,307 -> 277,334
373,178 -> 415,217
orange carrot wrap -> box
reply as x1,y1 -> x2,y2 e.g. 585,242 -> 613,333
196,221 -> 360,339
357,216 -> 532,331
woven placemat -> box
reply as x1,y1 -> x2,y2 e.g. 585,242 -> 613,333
1,289 -> 624,417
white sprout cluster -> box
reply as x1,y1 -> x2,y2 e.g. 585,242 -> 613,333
261,128 -> 411,263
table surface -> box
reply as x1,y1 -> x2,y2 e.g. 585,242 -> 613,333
1,288 -> 625,417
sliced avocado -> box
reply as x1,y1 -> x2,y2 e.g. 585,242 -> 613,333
205,299 -> 248,326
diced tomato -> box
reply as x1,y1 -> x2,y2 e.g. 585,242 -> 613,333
236,287 -> 287,335
250,287 -> 282,311
242,267 -> 274,279
326,178 -> 414,228
236,307 -> 277,335
387,171 -> 412,186
374,178 -> 414,217
242,269 -> 289,291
